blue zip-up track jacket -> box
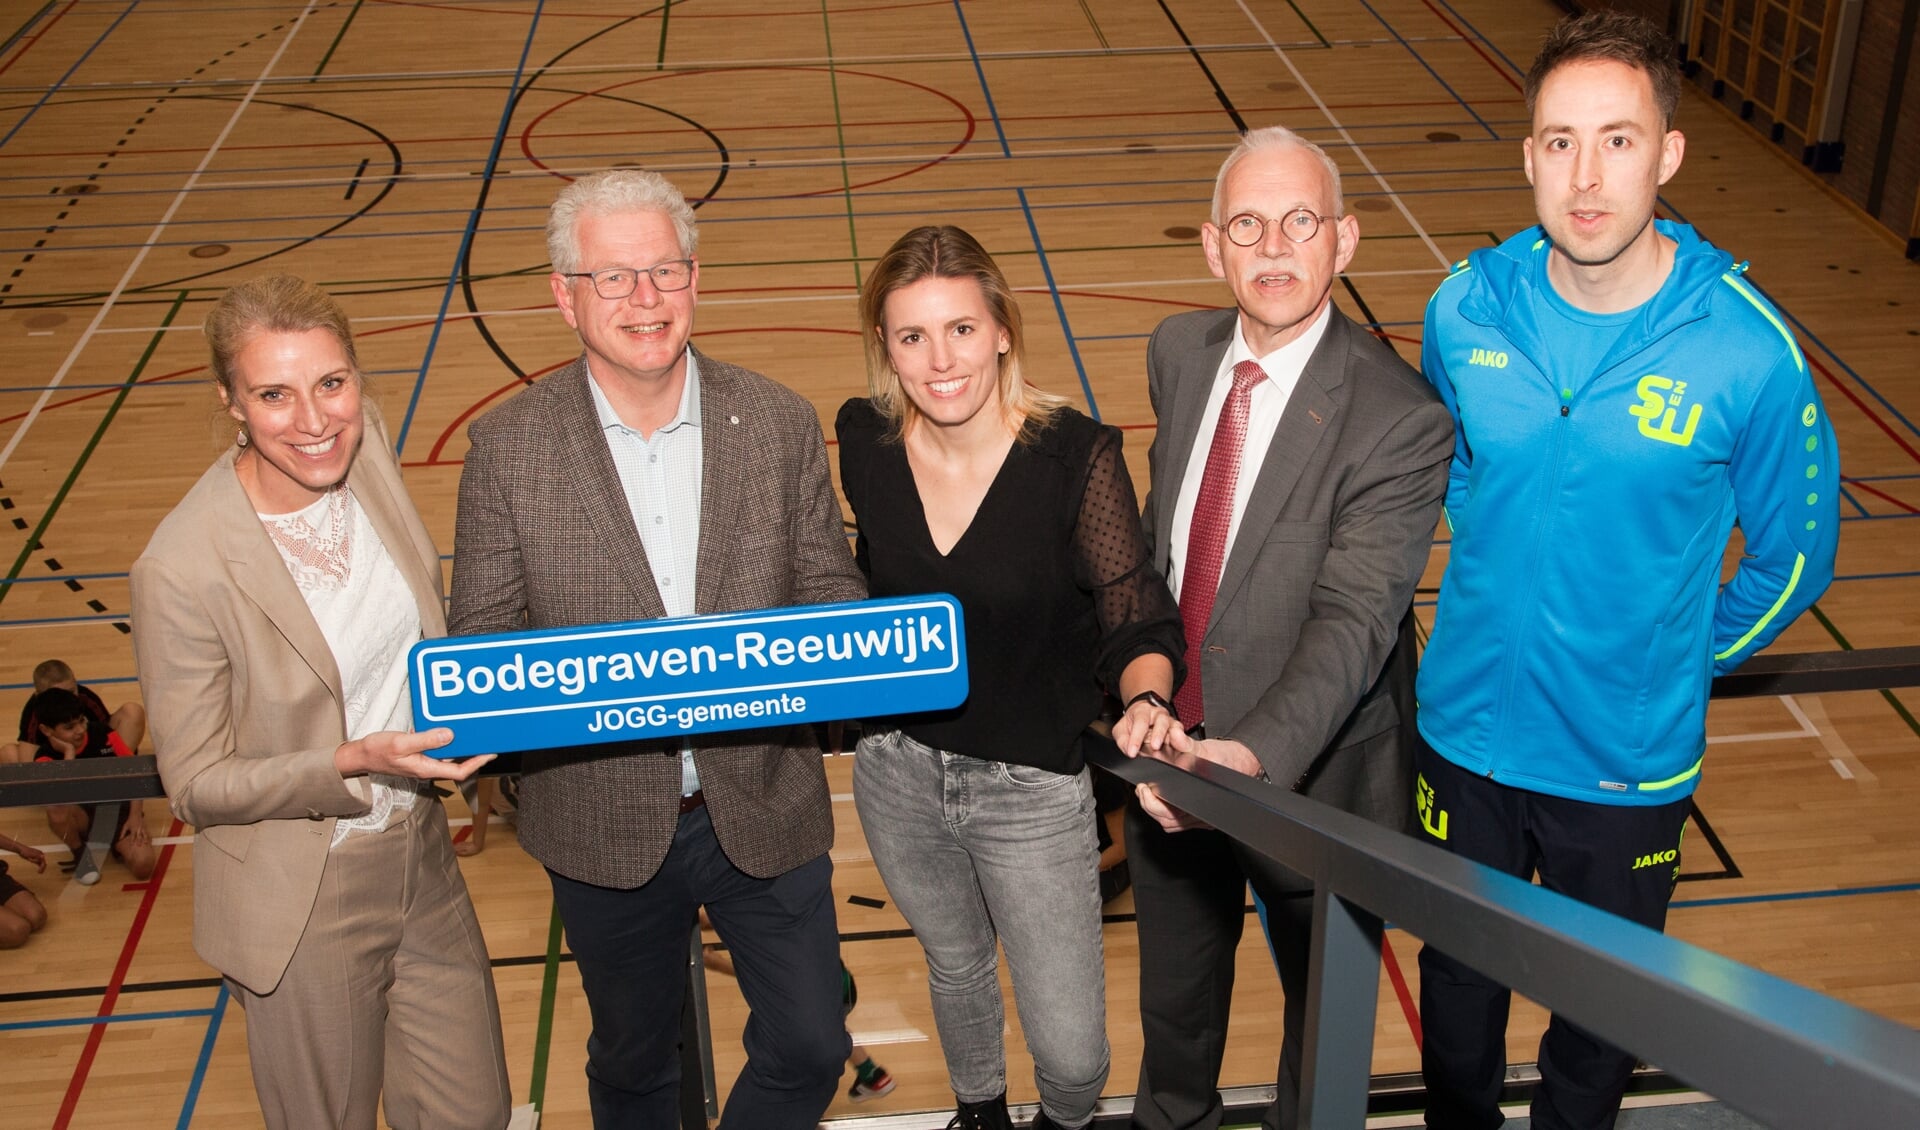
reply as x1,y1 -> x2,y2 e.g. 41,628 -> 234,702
1417,222 -> 1839,805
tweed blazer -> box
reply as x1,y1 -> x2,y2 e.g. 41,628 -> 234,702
447,350 -> 865,888
1140,307 -> 1453,828
130,406 -> 445,994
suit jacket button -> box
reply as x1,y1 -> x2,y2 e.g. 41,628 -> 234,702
305,807 -> 324,820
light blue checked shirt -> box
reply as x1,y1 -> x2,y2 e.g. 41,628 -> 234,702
587,353 -> 703,795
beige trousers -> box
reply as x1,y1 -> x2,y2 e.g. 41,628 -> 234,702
230,796 -> 512,1130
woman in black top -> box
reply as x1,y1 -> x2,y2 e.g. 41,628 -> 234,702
836,226 -> 1184,1130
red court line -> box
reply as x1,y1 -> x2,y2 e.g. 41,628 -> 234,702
1843,477 -> 1920,516
1416,0 -> 1523,93
0,0 -> 76,79
418,324 -> 864,465
517,66 -> 975,197
1380,930 -> 1424,1051
53,817 -> 187,1130
1813,354 -> 1920,467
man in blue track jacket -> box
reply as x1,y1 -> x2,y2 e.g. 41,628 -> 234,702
1414,13 -> 1839,1130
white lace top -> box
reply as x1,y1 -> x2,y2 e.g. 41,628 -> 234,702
258,486 -> 424,848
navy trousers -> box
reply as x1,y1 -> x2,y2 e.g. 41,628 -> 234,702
547,804 -> 848,1129
1413,739 -> 1690,1130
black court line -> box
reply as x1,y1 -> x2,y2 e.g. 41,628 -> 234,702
1678,799 -> 1742,882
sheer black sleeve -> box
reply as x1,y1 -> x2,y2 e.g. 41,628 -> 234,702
834,398 -> 877,581
1072,426 -> 1186,695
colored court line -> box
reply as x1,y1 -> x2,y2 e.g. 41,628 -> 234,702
527,901 -> 566,1112
1380,930 -> 1422,1051
950,0 -> 1009,157
0,290 -> 186,606
0,1007 -> 217,1032
1416,0 -> 1522,94
0,3 -> 323,470
1671,881 -> 1920,910
0,0 -> 134,150
313,0 -> 366,77
1807,604 -> 1920,741
52,818 -> 186,1130
818,2 -> 864,288
1352,0 -> 1497,138
393,0 -> 547,454
1016,186 -> 1099,419
0,0 -> 66,79
175,984 -> 231,1130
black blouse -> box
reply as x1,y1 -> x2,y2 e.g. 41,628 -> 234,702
836,399 -> 1184,773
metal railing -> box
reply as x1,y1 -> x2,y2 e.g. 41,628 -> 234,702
6,646 -> 1918,1128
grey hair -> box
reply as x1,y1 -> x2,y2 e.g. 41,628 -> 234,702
1209,126 -> 1345,223
546,170 -> 699,273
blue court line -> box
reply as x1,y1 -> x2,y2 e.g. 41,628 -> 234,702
0,675 -> 136,691
1840,484 -> 1871,518
950,0 -> 1010,157
1352,0 -> 1496,139
0,1006 -> 216,1032
175,984 -> 229,1130
393,0 -> 547,455
1671,881 -> 1920,910
0,0 -> 139,150
1016,187 -> 1098,419
1427,0 -> 1529,75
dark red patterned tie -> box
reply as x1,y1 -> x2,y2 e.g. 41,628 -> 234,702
1173,360 -> 1266,727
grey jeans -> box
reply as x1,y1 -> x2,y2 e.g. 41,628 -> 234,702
853,728 -> 1111,1127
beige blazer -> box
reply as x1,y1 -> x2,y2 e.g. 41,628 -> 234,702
130,408 -> 446,994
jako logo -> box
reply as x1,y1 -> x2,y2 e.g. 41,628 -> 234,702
1632,849 -> 1679,870
1467,347 -> 1509,368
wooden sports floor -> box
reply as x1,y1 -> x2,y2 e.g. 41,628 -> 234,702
1,0 -> 1915,1126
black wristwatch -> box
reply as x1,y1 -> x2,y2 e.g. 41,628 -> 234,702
1124,689 -> 1178,721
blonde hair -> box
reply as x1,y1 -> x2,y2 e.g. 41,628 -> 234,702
204,274 -> 359,397
858,225 -> 1066,442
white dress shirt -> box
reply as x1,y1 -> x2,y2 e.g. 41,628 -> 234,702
1168,304 -> 1333,600
588,353 -> 704,794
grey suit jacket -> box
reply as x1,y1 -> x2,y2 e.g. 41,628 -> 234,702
130,407 -> 445,993
447,349 -> 865,888
1141,307 -> 1452,828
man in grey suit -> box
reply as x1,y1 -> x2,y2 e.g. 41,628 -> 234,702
448,170 -> 865,1128
1121,127 -> 1453,1130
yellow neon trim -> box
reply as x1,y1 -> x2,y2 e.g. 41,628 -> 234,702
1441,505 -> 1455,533
1720,275 -> 1805,374
1639,756 -> 1704,792
1715,552 -> 1807,661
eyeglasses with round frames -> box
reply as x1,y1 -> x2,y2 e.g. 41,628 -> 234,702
1221,208 -> 1333,247
563,260 -> 695,299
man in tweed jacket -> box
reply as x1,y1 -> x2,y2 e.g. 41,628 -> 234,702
449,170 -> 865,1128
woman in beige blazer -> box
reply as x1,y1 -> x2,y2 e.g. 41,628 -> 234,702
130,275 -> 511,1130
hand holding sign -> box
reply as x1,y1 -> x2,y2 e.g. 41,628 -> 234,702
412,595 -> 969,758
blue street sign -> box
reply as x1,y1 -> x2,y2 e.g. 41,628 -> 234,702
409,595 -> 967,758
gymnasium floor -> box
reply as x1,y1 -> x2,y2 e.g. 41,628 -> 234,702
1,0 -> 1915,1126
